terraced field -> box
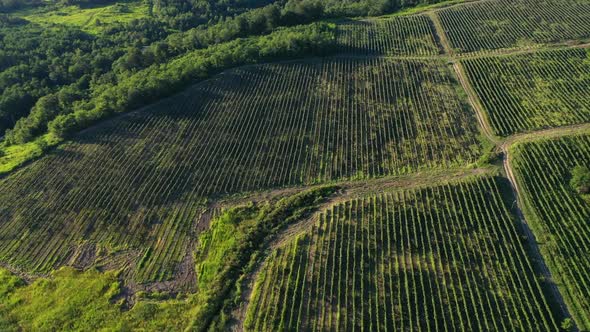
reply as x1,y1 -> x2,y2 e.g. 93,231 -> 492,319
336,14 -> 441,56
461,48 -> 590,135
437,0 -> 590,54
244,176 -> 560,331
511,134 -> 590,330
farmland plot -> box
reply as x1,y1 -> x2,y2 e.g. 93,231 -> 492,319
244,176 -> 560,331
336,14 -> 441,56
511,135 -> 590,330
0,57 -> 482,281
461,48 -> 590,136
437,0 -> 590,54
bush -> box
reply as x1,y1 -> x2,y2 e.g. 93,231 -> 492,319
561,318 -> 575,332
570,165 -> 590,194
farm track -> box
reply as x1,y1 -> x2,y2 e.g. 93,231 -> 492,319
502,145 -> 575,327
427,11 -> 453,55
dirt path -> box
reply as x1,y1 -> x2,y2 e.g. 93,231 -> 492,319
502,123 -> 590,149
427,11 -> 454,55
457,41 -> 590,59
501,145 -> 575,328
452,61 -> 499,144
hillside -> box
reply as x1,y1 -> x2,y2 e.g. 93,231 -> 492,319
1,0 -> 590,330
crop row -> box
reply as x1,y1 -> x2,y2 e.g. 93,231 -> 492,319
462,47 -> 590,136
245,176 -> 559,331
437,0 -> 590,54
336,14 -> 441,56
511,134 -> 590,330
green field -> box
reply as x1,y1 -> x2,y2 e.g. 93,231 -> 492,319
245,176 -> 560,331
0,267 -> 196,331
461,48 -> 590,136
511,134 -> 590,330
17,2 -> 149,34
437,0 -> 590,54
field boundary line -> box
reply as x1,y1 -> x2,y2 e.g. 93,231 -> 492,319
457,41 -> 590,59
451,61 -> 498,145
502,123 -> 590,149
427,11 -> 453,55
501,143 -> 577,329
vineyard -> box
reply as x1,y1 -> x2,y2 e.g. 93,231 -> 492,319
335,14 -> 441,56
0,57 -> 482,282
511,134 -> 590,330
244,176 -> 560,331
461,48 -> 590,136
437,0 -> 590,54
2,0 -> 590,329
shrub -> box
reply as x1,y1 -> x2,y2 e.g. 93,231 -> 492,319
570,165 -> 590,194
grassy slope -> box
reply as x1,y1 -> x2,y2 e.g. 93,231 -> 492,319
0,134 -> 58,175
0,267 -> 196,331
16,1 -> 149,34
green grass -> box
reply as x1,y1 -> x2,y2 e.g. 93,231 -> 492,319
378,0 -> 466,18
0,134 -> 59,176
196,204 -> 260,290
17,1 -> 149,34
0,267 -> 196,331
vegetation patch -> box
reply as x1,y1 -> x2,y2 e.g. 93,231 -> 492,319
18,1 -> 149,34
570,165 -> 590,195
0,267 -> 196,331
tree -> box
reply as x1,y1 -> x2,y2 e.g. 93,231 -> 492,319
48,114 -> 77,139
570,165 -> 590,194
